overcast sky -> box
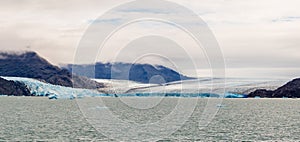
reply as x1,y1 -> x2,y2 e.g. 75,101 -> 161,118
0,0 -> 299,79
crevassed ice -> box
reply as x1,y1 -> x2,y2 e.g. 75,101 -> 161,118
94,77 -> 287,96
2,76 -> 106,99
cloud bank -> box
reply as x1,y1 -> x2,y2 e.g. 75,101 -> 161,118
0,0 -> 299,79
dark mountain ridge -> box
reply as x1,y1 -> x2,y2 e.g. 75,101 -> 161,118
0,52 -> 104,89
248,78 -> 300,98
64,62 -> 194,84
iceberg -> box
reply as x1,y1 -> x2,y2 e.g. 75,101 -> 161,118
224,92 -> 247,98
216,104 -> 226,108
48,94 -> 58,100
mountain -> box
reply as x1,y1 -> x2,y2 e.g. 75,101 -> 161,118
272,78 -> 300,98
0,77 -> 31,96
0,52 -> 104,89
248,78 -> 300,98
64,62 -> 193,84
248,89 -> 274,98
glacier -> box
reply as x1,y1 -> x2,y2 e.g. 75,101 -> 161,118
95,77 -> 286,94
2,76 -> 108,99
94,77 -> 286,98
93,78 -> 155,94
1,76 -> 287,99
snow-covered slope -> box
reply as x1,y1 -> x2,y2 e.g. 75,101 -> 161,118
93,79 -> 156,94
2,77 -> 107,99
96,77 -> 287,95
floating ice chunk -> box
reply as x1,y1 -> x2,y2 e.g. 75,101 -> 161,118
69,94 -> 76,100
225,92 -> 247,98
48,94 -> 58,100
216,104 -> 226,108
88,106 -> 109,110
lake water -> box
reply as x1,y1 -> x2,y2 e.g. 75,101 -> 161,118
0,97 -> 299,141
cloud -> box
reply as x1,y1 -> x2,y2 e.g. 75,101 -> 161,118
118,8 -> 171,14
0,0 -> 300,78
272,16 -> 300,22
87,18 -> 123,24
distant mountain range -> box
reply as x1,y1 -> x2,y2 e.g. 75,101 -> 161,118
64,63 -> 193,84
0,51 -> 192,96
1,51 -> 299,98
248,78 -> 300,98
0,52 -> 104,89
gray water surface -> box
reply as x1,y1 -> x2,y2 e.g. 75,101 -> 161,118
0,97 -> 299,141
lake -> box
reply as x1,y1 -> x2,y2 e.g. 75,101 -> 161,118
0,97 -> 299,141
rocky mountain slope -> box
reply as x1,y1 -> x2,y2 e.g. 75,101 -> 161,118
248,78 -> 300,98
64,63 -> 193,84
0,52 -> 104,89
